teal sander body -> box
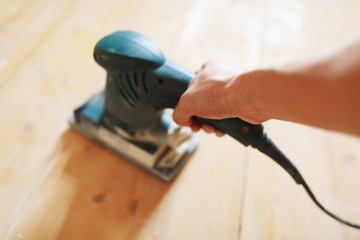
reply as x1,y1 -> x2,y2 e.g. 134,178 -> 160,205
70,31 -> 360,229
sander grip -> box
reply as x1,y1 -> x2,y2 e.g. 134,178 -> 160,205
192,116 -> 265,147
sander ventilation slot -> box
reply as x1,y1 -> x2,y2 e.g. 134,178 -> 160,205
112,71 -> 149,108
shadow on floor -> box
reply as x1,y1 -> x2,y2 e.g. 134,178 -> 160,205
54,129 -> 176,239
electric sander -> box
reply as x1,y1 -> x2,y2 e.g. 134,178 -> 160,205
70,31 -> 360,229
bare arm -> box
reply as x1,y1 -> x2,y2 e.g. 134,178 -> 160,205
173,40 -> 360,136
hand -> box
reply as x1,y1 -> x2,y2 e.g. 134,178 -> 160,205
173,60 -> 242,137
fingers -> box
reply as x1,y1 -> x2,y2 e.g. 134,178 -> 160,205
173,95 -> 225,137
173,103 -> 191,127
190,121 -> 201,132
173,109 -> 225,137
202,124 -> 225,137
214,129 -> 225,137
202,123 -> 214,133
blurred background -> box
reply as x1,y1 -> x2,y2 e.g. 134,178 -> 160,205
1,0 -> 360,239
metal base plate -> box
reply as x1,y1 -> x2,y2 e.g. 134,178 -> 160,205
69,93 -> 198,182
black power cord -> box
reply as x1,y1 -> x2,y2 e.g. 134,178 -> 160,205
256,136 -> 360,229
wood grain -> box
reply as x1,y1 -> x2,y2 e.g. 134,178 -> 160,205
1,0 -> 360,239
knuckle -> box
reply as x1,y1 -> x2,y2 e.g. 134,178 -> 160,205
200,62 -> 207,70
206,58 -> 216,65
201,59 -> 214,69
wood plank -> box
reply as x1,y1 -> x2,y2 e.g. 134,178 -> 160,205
0,0 -> 75,88
327,133 -> 360,239
0,0 -> 77,237
0,0 -> 30,29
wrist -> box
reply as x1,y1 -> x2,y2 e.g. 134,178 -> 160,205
226,69 -> 284,123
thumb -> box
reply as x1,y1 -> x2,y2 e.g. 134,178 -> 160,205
173,104 -> 192,127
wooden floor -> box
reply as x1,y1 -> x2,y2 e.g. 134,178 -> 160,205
1,0 -> 360,239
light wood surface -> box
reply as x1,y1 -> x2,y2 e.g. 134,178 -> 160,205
1,0 -> 360,239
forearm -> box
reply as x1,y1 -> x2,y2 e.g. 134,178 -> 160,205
237,41 -> 360,135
